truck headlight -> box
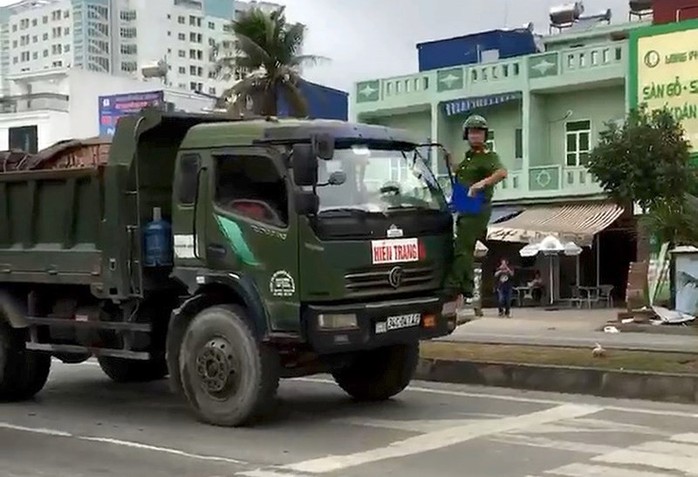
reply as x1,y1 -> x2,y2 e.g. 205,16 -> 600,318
318,313 -> 358,330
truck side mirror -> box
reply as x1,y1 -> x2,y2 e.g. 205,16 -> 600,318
313,133 -> 334,160
292,143 -> 318,186
294,190 -> 319,215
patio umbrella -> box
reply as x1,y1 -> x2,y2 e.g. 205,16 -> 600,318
519,235 -> 566,305
563,241 -> 583,287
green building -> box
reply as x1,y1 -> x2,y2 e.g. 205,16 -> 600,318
352,15 -> 696,305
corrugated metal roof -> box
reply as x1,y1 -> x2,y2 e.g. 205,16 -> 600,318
487,202 -> 624,246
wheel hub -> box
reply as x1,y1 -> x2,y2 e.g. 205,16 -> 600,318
196,338 -> 237,397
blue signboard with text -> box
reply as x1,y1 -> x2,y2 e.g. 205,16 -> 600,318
98,90 -> 164,136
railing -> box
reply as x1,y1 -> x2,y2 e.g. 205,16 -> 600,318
0,93 -> 69,113
560,43 -> 625,74
382,73 -> 432,99
469,59 -> 523,85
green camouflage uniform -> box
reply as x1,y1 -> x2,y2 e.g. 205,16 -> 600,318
445,115 -> 504,297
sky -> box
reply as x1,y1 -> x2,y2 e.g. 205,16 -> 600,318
0,0 -> 635,92
275,0 -> 632,91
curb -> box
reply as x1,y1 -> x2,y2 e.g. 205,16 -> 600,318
415,358 -> 698,404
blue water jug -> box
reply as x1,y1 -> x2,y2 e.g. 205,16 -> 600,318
449,181 -> 485,215
143,207 -> 173,267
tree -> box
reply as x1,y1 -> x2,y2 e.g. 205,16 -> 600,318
587,104 -> 692,212
212,7 -> 327,117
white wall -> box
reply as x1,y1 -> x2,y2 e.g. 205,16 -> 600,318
0,110 -> 70,151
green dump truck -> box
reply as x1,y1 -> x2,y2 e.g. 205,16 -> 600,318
0,108 -> 457,426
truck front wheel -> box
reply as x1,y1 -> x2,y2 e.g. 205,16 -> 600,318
178,305 -> 280,427
97,356 -> 168,383
0,322 -> 51,401
332,343 -> 419,401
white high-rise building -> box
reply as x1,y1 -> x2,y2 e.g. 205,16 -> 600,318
0,0 -> 282,98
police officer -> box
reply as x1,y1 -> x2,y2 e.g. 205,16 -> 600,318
446,114 -> 508,303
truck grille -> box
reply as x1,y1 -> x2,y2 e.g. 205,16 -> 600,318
344,264 -> 436,295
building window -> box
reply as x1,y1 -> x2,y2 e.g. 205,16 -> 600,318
43,33 -> 48,41
64,27 -> 70,35
514,128 -> 523,159
565,120 -> 592,166
485,130 -> 495,151
120,44 -> 137,54
208,86 -> 216,95
178,49 -> 185,58
121,61 -> 137,72
64,10 -> 70,18
178,66 -> 186,74
32,35 -> 37,43
51,44 -> 62,55
190,32 -> 202,43
52,60 -> 63,67
189,15 -> 201,27
52,10 -> 61,21
9,125 -> 38,154
43,49 -> 48,57
32,18 -> 37,27
177,16 -> 185,24
178,33 -> 186,41
208,21 -> 215,29
64,44 -> 70,52
120,27 -> 136,38
12,40 -> 17,48
43,16 -> 48,24
189,65 -> 197,75
12,24 -> 17,32
21,51 -> 30,61
32,51 -> 38,60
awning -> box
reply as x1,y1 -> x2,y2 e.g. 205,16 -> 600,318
442,91 -> 522,117
487,202 -> 624,246
489,205 -> 523,225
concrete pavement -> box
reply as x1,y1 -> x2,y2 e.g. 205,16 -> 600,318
450,308 -> 698,352
3,359 -> 698,476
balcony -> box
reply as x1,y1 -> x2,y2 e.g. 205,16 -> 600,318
0,93 -> 69,113
354,41 -> 628,115
492,165 -> 603,202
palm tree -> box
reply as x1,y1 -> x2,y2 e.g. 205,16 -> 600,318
212,6 -> 327,117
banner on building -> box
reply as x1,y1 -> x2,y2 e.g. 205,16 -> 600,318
98,90 -> 164,136
630,19 -> 698,153
441,91 -> 522,117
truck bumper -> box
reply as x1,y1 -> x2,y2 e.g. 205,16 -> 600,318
303,295 -> 458,354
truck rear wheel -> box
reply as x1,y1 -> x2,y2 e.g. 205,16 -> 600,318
97,356 -> 168,383
179,305 -> 280,427
332,343 -> 419,401
0,322 -> 51,401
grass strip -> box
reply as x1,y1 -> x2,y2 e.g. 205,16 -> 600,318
420,341 -> 698,374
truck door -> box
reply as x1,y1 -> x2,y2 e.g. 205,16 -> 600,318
206,147 -> 301,333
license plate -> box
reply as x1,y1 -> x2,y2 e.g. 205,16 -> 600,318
382,313 -> 421,331
371,238 -> 419,264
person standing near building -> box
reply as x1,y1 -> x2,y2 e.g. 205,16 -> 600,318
445,114 -> 508,304
495,258 -> 515,317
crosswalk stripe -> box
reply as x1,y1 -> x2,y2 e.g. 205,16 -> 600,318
632,440 -> 698,458
672,433 -> 698,444
544,462 -> 676,477
593,447 -> 698,474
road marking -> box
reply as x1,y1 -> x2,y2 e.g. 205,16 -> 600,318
593,443 -> 698,474
544,462 -> 676,476
0,421 -> 248,466
280,403 -> 601,474
294,377 -> 698,419
236,470 -> 312,477
0,422 -> 71,437
489,435 -> 620,455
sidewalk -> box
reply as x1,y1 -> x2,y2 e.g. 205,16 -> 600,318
447,307 -> 698,353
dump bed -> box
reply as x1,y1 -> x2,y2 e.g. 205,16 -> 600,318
0,143 -> 108,289
0,108 -> 229,299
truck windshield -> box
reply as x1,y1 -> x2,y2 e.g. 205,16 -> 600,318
314,145 -> 447,215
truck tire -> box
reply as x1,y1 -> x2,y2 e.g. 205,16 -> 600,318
332,343 -> 419,401
179,305 -> 280,427
97,357 -> 168,383
0,322 -> 51,401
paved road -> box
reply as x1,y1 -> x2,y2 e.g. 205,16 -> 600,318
2,360 -> 698,477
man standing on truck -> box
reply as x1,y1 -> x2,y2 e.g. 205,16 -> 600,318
445,114 -> 508,304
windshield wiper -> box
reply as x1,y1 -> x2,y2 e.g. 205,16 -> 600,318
317,207 -> 371,217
